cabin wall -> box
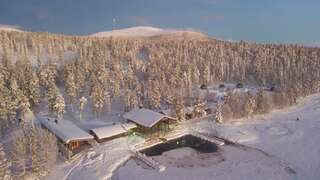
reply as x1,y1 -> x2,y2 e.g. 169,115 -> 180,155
133,121 -> 171,138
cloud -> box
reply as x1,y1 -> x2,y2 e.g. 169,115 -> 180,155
127,16 -> 151,26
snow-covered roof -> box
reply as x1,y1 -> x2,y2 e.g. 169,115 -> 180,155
121,122 -> 137,131
39,117 -> 94,144
91,124 -> 127,140
123,108 -> 175,128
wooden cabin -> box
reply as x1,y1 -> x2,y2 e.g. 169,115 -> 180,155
123,108 -> 177,138
39,117 -> 94,159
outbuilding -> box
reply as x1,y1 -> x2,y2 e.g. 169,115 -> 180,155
39,117 -> 94,158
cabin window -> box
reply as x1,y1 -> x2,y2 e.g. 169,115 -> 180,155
70,141 -> 80,150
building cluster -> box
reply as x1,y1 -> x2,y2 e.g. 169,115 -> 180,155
39,108 -> 177,158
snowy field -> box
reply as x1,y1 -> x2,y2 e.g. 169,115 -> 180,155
45,93 -> 320,180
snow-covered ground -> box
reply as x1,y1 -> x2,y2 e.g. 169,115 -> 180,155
115,94 -> 320,180
45,93 -> 320,180
45,137 -> 132,180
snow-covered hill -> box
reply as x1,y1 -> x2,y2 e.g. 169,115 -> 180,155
90,26 -> 206,38
0,24 -> 23,32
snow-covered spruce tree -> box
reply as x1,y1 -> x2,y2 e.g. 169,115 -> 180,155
79,96 -> 87,121
11,130 -> 28,177
243,92 -> 256,117
53,95 -> 66,120
124,89 -> 139,112
30,127 -> 58,176
90,82 -> 105,119
0,143 -> 12,180
9,78 -> 19,99
46,82 -> 59,114
215,101 -> 223,123
65,70 -> 77,110
26,71 -> 40,107
226,92 -> 242,119
39,60 -> 57,89
17,94 -> 31,127
0,75 -> 16,134
172,95 -> 185,121
256,89 -> 271,114
40,128 -> 58,174
147,80 -> 161,110
29,127 -> 42,174
192,99 -> 207,118
105,91 -> 111,113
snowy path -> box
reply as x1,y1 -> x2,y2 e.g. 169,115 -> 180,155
45,138 -> 132,180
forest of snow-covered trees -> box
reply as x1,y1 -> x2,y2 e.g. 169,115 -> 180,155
0,31 -> 319,125
0,30 -> 320,177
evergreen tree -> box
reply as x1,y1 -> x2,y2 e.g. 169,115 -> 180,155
53,95 -> 65,120
172,95 -> 185,121
0,143 -> 12,180
91,82 -> 105,119
79,96 -> 87,121
11,130 -> 28,176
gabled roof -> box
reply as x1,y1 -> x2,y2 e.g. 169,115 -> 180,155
90,124 -> 126,140
39,117 -> 94,144
123,108 -> 175,128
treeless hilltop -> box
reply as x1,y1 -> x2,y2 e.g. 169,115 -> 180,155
90,26 -> 207,39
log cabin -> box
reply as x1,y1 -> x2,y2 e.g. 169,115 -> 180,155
123,108 -> 177,138
39,117 -> 94,159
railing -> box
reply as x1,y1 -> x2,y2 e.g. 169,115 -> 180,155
131,150 -> 166,172
188,128 -> 225,146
